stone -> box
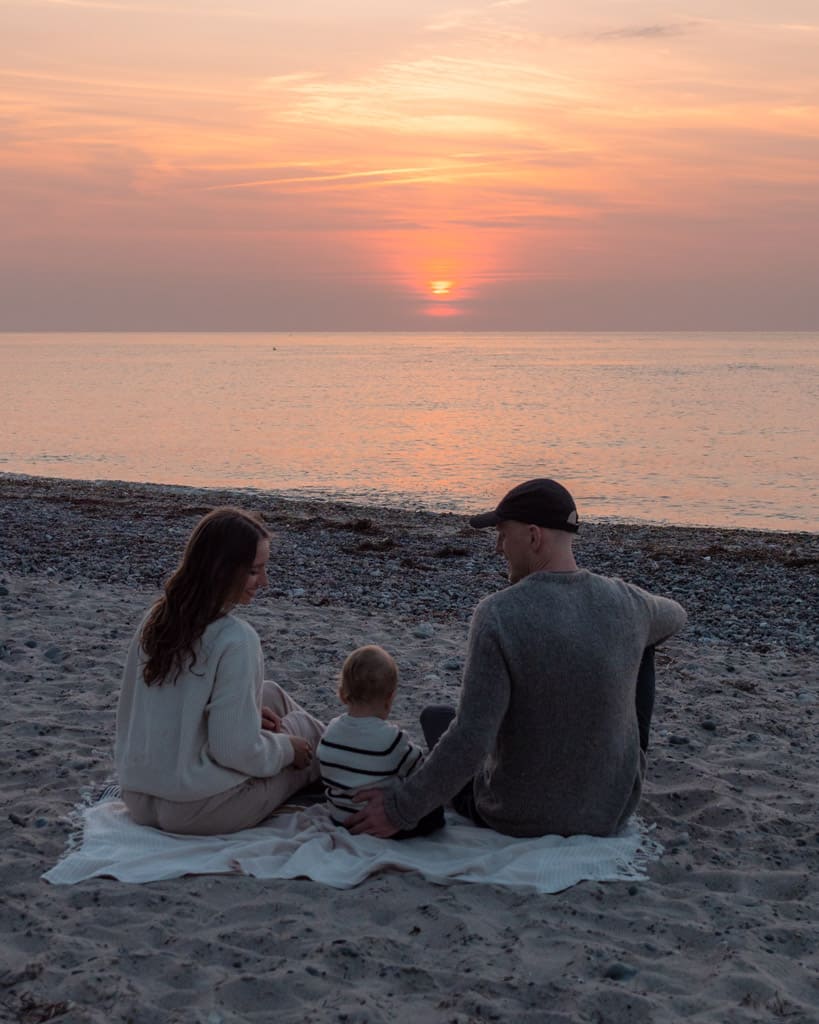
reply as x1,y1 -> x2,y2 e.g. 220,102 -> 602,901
603,963 -> 637,981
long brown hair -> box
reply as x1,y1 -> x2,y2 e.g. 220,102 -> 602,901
141,507 -> 270,685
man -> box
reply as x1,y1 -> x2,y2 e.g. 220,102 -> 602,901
347,478 -> 687,839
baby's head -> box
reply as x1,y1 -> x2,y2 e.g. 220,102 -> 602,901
339,644 -> 398,718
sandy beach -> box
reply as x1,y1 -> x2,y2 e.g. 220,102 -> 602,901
1,474 -> 817,1023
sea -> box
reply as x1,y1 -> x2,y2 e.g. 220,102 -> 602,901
1,332 -> 817,532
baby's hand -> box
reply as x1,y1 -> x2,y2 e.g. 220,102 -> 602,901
289,736 -> 313,769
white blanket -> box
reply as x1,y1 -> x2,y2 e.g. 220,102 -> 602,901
43,796 -> 662,892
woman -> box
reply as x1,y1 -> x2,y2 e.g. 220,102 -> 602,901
115,507 -> 325,835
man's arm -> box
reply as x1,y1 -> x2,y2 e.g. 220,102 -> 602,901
348,598 -> 511,834
640,590 -> 687,646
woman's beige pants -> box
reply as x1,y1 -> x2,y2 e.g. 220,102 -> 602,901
122,682 -> 325,835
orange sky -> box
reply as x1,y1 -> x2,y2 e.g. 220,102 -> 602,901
2,1 -> 818,329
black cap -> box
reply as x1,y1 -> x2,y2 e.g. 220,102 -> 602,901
469,478 -> 579,532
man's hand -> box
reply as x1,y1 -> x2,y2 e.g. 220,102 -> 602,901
344,788 -> 399,838
261,706 -> 282,732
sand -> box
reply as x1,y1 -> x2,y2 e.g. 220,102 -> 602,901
1,475 -> 817,1023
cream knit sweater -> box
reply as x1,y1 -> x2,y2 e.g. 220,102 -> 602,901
116,613 -> 294,801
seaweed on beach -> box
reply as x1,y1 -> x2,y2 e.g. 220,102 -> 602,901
1,474 -> 817,652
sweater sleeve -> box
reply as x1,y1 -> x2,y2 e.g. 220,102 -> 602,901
205,629 -> 295,777
384,599 -> 510,830
395,732 -> 424,781
635,586 -> 687,646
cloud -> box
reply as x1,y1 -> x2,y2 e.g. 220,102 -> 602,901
34,0 -> 270,15
424,0 -> 530,34
279,55 -> 588,139
204,161 -> 494,192
596,23 -> 695,41
425,8 -> 479,33
451,214 -> 586,228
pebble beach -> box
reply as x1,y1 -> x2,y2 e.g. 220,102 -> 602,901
1,473 -> 817,1022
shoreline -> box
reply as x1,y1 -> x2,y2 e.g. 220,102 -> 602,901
2,472 -> 817,653
1,473 -> 818,1021
4,468 -> 817,534
3,469 -> 817,537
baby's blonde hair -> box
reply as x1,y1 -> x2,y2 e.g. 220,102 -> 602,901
339,645 -> 398,705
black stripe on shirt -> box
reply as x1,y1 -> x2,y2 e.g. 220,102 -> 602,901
317,731 -> 405,758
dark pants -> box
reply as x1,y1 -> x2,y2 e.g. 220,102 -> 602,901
419,646 -> 657,828
393,805 -> 446,839
635,645 -> 656,754
392,732 -> 447,840
419,705 -> 489,827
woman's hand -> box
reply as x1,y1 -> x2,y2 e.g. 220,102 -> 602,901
289,735 -> 313,769
261,706 -> 282,732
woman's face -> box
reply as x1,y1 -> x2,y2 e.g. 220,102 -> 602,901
234,538 -> 270,605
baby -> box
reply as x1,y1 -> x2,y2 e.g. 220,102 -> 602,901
317,644 -> 444,839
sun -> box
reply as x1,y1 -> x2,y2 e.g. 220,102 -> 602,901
429,279 -> 454,297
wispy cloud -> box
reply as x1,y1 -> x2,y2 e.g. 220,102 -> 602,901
279,55 -> 588,138
595,23 -> 695,41
0,67 -> 245,105
425,8 -> 479,33
778,22 -> 819,33
38,0 -> 197,12
204,161 -> 495,192
34,0 -> 269,15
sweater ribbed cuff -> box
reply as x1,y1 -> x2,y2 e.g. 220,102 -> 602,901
383,782 -> 415,832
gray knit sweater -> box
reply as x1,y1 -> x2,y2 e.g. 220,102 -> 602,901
384,569 -> 687,837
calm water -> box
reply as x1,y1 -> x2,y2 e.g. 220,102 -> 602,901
2,332 -> 817,531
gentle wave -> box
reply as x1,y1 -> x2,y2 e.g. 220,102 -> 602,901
1,331 -> 817,531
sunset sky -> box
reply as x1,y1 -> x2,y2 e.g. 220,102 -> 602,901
2,1 -> 818,330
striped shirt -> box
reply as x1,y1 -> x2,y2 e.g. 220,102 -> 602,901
317,714 -> 424,824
